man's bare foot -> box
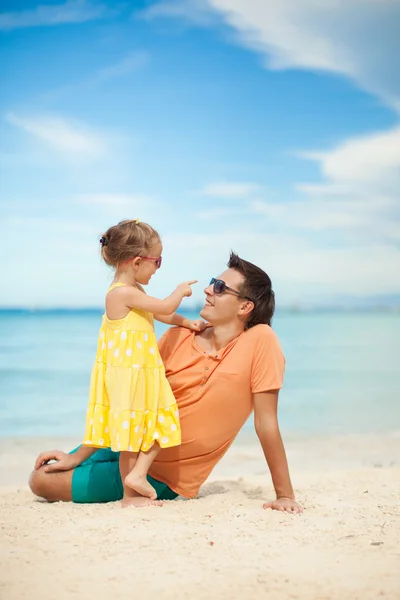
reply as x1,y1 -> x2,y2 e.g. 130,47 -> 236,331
121,495 -> 163,508
124,472 -> 157,500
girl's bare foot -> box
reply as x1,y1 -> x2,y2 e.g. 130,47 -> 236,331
124,473 -> 157,500
122,495 -> 163,508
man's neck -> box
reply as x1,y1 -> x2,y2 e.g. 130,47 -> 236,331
198,322 -> 244,353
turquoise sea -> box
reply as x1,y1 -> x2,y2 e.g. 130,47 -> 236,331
0,309 -> 399,438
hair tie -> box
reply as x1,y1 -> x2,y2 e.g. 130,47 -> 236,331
99,236 -> 109,247
135,218 -> 140,224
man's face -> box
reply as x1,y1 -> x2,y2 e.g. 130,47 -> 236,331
200,268 -> 247,326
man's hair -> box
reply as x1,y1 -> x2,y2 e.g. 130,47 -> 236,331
227,251 -> 275,329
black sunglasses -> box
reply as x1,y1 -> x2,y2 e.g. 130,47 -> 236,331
209,278 -> 253,302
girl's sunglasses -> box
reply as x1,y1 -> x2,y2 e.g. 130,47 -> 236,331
209,278 -> 253,302
141,256 -> 162,268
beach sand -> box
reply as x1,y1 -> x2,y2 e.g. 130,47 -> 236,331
1,432 -> 399,600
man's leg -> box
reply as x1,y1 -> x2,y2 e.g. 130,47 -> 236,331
29,467 -> 73,502
29,446 -> 178,503
71,448 -> 123,503
29,447 -> 122,503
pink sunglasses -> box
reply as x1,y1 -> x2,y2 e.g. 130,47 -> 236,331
140,256 -> 162,269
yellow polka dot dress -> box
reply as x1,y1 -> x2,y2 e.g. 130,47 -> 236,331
83,283 -> 181,453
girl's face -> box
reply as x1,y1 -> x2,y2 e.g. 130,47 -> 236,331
135,240 -> 163,285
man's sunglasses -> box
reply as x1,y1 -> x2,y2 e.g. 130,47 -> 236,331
141,256 -> 163,268
209,278 -> 253,302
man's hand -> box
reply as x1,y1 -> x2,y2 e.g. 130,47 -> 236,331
263,497 -> 303,514
34,450 -> 80,473
187,319 -> 211,332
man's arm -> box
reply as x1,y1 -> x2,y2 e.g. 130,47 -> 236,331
253,390 -> 303,513
34,445 -> 98,472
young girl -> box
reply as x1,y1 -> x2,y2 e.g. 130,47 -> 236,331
83,219 -> 205,507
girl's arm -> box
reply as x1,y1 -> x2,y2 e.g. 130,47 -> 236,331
154,312 -> 191,326
154,312 -> 210,332
115,280 -> 197,315
135,285 -> 208,330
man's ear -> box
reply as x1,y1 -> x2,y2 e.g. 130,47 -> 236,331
238,300 -> 254,319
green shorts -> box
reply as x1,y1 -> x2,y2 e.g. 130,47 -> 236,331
70,446 -> 178,503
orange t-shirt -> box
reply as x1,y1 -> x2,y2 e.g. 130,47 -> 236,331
148,324 -> 285,498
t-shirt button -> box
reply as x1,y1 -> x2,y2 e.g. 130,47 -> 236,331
200,383 -> 204,387
205,366 -> 209,370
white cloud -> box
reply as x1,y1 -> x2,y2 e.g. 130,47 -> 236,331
192,122 -> 400,244
252,123 -> 400,242
2,212 -> 399,307
162,230 -> 400,301
40,51 -> 149,103
295,124 -> 400,241
95,51 -> 149,81
5,113 -> 107,158
0,0 -> 113,31
208,0 -> 400,110
299,126 -> 400,192
198,181 -> 261,199
191,122 -> 400,289
138,0 -> 215,25
77,193 -> 146,206
76,193 -> 156,211
187,2 -> 400,257
2,1 -> 399,306
145,0 -> 400,111
4,216 -> 95,236
251,196 -> 400,241
137,0 -> 400,251
197,207 -> 242,220
296,183 -> 356,198
1,216 -> 106,307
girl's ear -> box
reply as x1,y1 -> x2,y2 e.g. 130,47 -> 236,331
131,257 -> 142,269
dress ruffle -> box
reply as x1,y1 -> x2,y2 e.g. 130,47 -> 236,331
83,404 -> 181,452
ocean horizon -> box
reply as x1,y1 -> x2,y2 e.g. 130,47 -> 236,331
1,308 -> 399,439
1,303 -> 400,313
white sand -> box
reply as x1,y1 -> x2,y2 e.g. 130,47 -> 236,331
1,432 -> 399,600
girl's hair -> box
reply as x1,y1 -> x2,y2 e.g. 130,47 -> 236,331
99,219 -> 160,268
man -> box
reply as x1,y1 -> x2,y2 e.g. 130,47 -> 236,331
30,253 -> 302,513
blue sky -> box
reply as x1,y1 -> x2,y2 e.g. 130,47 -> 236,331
1,0 -> 399,308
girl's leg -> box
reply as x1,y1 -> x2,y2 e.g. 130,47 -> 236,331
124,443 -> 160,500
119,451 -> 138,506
